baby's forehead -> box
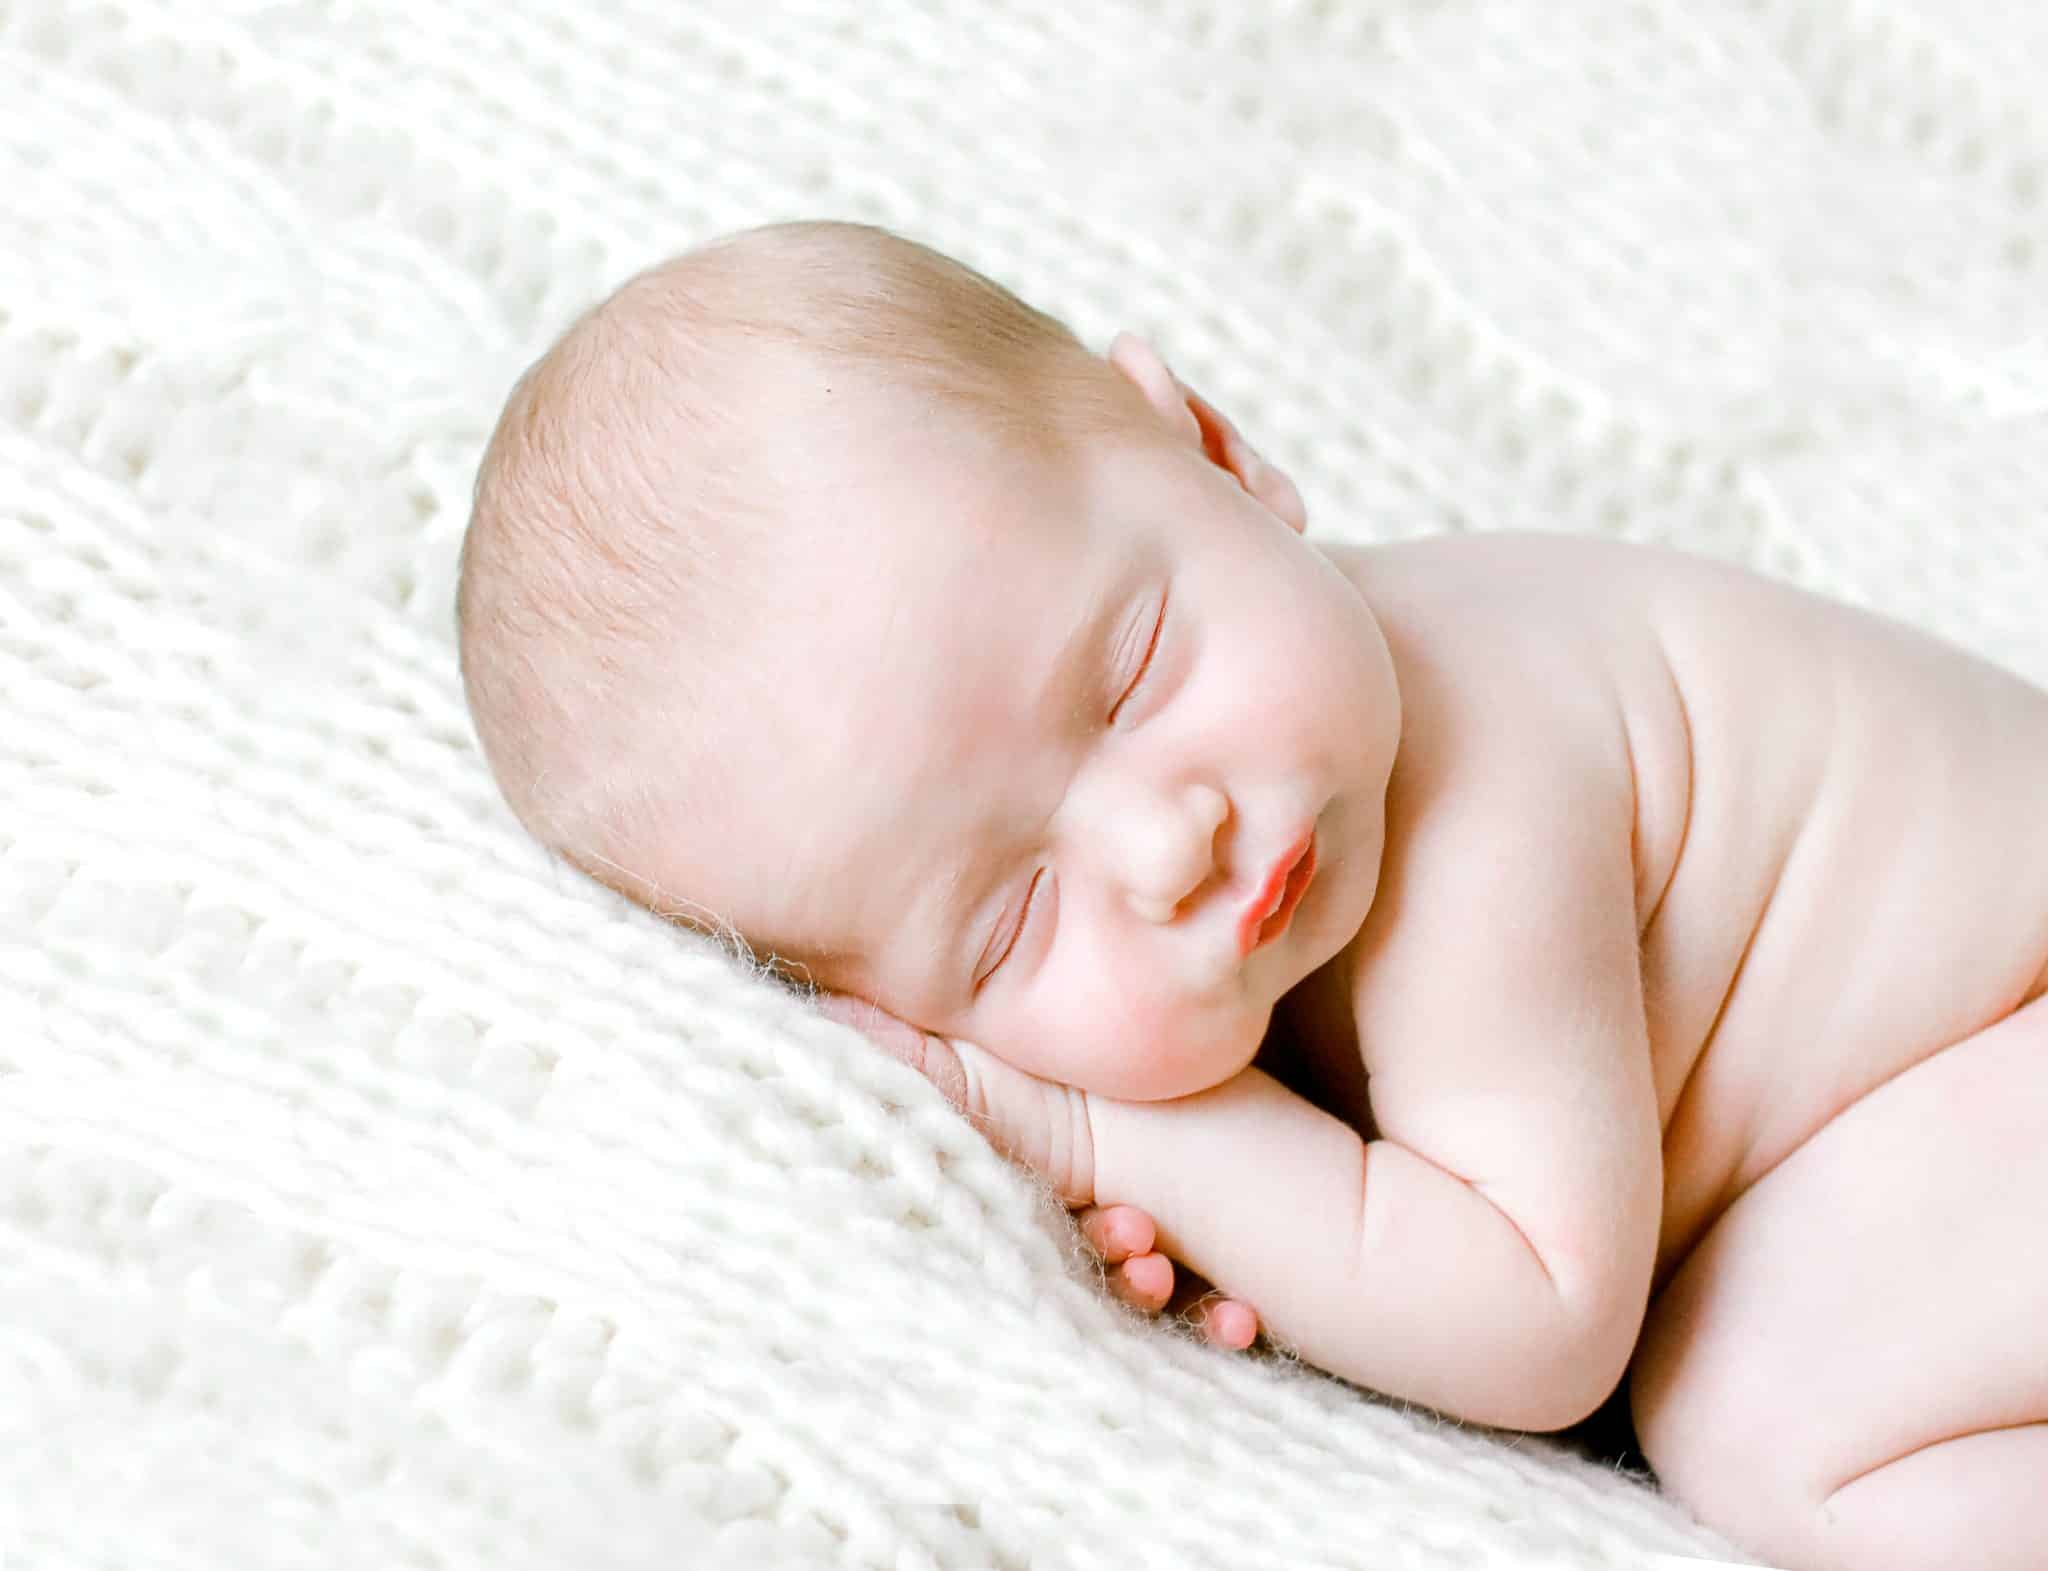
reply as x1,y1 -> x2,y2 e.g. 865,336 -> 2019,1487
777,438 -> 1074,586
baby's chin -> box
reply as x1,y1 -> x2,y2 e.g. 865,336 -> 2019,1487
1109,1026 -> 1268,1103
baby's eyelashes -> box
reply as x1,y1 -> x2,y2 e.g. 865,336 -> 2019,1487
979,868 -> 1050,987
1109,596 -> 1168,728
978,872 -> 1040,983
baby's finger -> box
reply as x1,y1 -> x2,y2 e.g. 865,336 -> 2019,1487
1111,1252 -> 1173,1312
1191,1296 -> 1260,1351
1076,1203 -> 1155,1265
1166,1271 -> 1260,1351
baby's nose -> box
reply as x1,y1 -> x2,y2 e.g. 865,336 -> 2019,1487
1126,890 -> 1182,925
1121,783 -> 1229,923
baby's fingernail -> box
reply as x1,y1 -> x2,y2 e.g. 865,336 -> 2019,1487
1210,1304 -> 1255,1347
1121,1255 -> 1171,1299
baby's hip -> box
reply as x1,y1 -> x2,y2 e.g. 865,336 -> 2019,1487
1630,989 -> 2048,1508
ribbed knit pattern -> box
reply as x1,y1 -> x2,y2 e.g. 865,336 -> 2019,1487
4,2 -> 2043,1566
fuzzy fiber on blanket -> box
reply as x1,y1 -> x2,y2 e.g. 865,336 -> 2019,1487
4,2 -> 2045,1568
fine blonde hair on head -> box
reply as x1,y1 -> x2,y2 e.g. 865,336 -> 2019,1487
456,219 -> 1152,950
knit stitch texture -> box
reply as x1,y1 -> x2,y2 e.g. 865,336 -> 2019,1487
4,2 -> 2044,1567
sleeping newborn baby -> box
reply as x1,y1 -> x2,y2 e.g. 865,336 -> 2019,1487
456,219 -> 2048,1571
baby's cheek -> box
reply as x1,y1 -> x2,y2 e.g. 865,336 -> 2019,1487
1076,981 -> 1234,1095
1001,986 -> 1133,1088
1070,974 -> 1165,1049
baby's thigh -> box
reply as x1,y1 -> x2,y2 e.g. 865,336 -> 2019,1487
1629,994 -> 2048,1563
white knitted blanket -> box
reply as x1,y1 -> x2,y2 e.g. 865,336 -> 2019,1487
5,3 -> 2044,1567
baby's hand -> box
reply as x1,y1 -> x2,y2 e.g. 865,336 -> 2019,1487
815,989 -> 1097,1202
816,991 -> 1260,1351
1075,1202 -> 1260,1352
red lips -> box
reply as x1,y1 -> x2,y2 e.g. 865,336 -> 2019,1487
1238,830 -> 1316,957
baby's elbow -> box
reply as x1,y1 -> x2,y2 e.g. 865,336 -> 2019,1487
1464,1309 -> 1633,1434
1526,1358 -> 1626,1435
1485,1354 -> 1621,1435
1521,1297 -> 1642,1433
1526,1218 -> 1655,1431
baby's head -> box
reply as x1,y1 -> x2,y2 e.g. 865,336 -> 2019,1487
458,220 -> 1400,1101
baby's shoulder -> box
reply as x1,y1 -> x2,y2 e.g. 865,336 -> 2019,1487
1324,529 -> 1688,783
1280,533 -> 1708,1100
1323,527 -> 1727,676
1320,529 -> 1708,927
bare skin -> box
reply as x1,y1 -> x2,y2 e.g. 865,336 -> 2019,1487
835,522 -> 2048,1569
627,324 -> 2046,1568
814,994 -> 1260,1350
1074,1202 -> 1257,1347
1298,530 -> 2048,1571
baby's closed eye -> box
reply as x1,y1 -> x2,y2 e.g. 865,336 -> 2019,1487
976,594 -> 1171,992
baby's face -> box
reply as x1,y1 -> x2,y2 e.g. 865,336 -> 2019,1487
666,374 -> 1401,1101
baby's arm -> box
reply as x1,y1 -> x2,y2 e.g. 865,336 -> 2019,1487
1094,727 -> 1663,1431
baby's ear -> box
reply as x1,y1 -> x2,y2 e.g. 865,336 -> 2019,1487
1106,331 -> 1308,535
